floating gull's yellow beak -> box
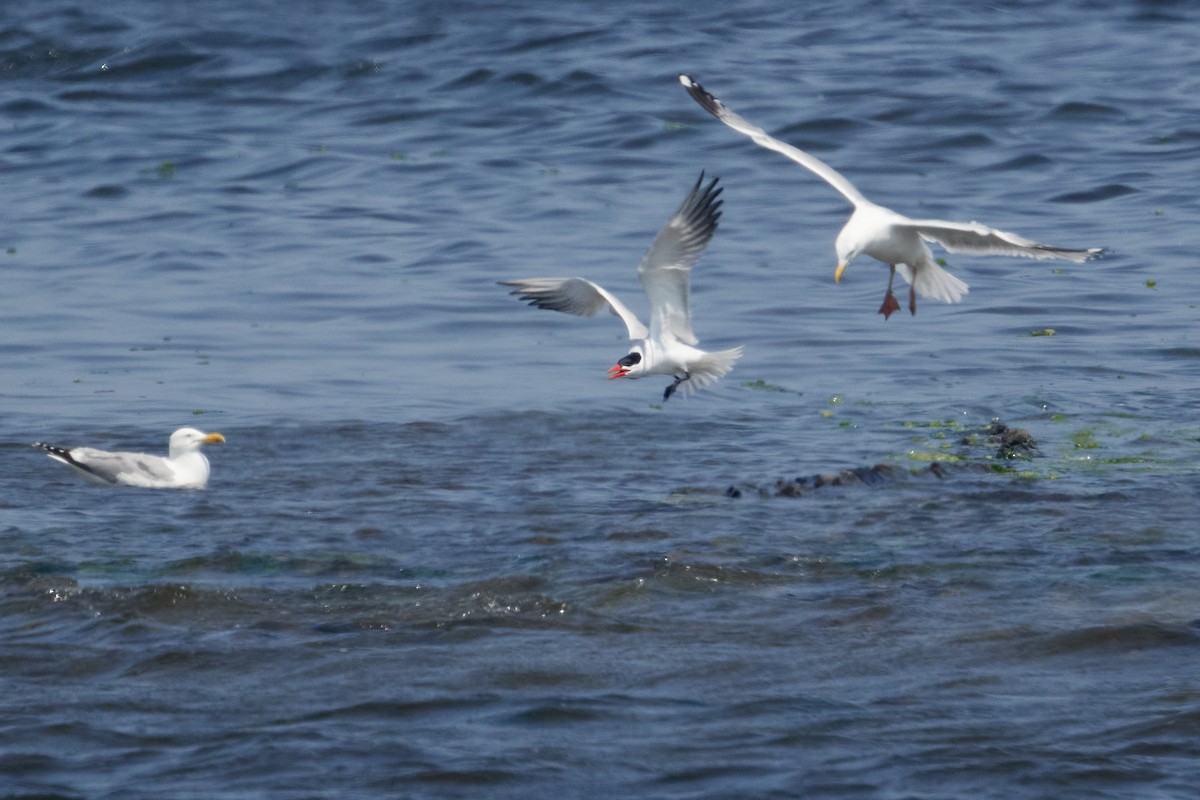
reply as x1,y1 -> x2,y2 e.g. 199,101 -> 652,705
834,262 -> 847,283
204,432 -> 226,444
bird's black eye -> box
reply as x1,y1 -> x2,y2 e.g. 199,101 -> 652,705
618,352 -> 641,367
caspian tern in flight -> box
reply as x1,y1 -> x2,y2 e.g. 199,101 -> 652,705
680,75 -> 1102,319
33,427 -> 226,488
500,172 -> 742,401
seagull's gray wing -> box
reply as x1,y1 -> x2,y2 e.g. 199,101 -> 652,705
907,218 -> 1103,262
35,443 -> 176,486
680,74 -> 867,207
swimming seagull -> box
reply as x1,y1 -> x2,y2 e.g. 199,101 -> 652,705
500,172 -> 742,401
679,74 -> 1103,319
33,427 -> 226,488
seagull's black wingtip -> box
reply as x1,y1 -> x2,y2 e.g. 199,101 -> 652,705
679,74 -> 722,119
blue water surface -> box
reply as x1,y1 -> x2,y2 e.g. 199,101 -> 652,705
2,1 -> 1199,797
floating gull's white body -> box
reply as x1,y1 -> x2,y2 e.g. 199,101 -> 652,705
680,75 -> 1103,319
501,172 -> 742,400
33,427 -> 226,488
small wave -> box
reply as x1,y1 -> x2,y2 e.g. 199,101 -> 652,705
1017,620 -> 1199,659
1051,183 -> 1138,203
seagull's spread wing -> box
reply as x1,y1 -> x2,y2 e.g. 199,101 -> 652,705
905,219 -> 1103,263
680,74 -> 867,207
500,277 -> 649,340
35,443 -> 176,486
637,172 -> 723,346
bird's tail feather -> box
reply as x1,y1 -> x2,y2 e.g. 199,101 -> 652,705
898,262 -> 969,304
679,346 -> 744,396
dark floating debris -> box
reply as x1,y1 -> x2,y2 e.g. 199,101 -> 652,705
721,420 -> 1040,500
984,421 -> 1037,459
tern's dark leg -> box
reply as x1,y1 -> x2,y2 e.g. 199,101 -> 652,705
663,373 -> 690,402
909,282 -> 917,316
879,264 -> 901,320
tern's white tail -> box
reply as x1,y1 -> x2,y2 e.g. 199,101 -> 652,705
898,261 -> 969,304
680,346 -> 744,396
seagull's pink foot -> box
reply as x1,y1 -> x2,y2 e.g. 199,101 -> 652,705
879,291 -> 901,320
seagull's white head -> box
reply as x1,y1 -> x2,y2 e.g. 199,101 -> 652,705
607,346 -> 645,380
834,227 -> 866,284
169,427 -> 226,458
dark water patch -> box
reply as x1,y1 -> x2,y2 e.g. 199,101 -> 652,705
0,39 -> 111,80
502,28 -> 607,54
982,152 -> 1053,171
655,761 -> 775,788
162,550 -> 413,582
1048,101 -> 1125,120
86,52 -> 213,81
535,69 -> 617,98
122,647 -> 242,678
504,699 -> 620,725
358,32 -> 447,52
1016,621 -> 1200,660
932,132 -> 997,150
488,667 -> 593,691
193,64 -> 336,95
0,563 -> 83,601
1096,702 -> 1200,752
910,103 -> 1014,128
1155,347 -> 1200,359
218,184 -> 260,196
1050,183 -> 1138,203
290,696 -> 500,726
439,67 -> 494,90
1144,128 -> 1200,146
1,97 -> 56,114
410,767 -> 520,787
775,117 -> 868,137
230,156 -> 339,184
82,184 -> 129,199
105,583 -> 247,620
502,70 -> 545,88
339,58 -> 383,80
1130,8 -> 1192,24
481,157 -> 527,170
55,88 -> 143,103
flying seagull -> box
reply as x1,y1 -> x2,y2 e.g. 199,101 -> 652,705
680,74 -> 1102,319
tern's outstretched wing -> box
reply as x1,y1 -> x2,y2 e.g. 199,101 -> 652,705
500,277 -> 649,340
681,75 -> 867,207
636,172 -> 722,346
